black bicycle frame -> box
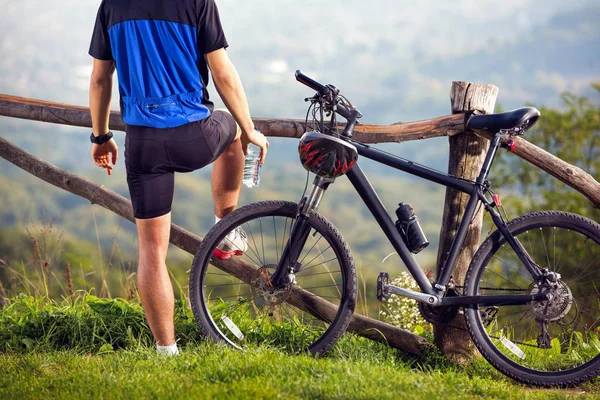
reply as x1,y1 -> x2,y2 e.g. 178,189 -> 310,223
278,136 -> 546,308
271,98 -> 545,306
343,137 -> 545,306
349,142 -> 485,295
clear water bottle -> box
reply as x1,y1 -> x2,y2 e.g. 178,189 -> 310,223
242,143 -> 262,188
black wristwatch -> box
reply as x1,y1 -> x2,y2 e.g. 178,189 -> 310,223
90,131 -> 114,145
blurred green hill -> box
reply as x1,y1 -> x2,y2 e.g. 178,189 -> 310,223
1,0 -> 599,303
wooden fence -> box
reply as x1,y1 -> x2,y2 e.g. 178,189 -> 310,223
1,83 -> 598,359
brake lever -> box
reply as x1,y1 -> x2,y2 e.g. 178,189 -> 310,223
304,94 -> 320,103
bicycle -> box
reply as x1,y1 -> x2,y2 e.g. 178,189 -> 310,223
189,70 -> 600,387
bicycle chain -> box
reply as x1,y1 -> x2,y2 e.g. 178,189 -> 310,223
422,284 -> 526,329
471,286 -> 529,292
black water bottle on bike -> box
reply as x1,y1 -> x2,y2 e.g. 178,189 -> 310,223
395,203 -> 429,254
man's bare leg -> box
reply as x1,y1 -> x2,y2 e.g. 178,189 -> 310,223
135,213 -> 175,347
212,111 -> 244,218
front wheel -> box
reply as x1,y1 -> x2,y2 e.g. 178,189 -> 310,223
464,211 -> 600,387
189,201 -> 357,355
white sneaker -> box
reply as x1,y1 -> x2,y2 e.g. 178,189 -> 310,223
214,226 -> 248,260
156,344 -> 179,356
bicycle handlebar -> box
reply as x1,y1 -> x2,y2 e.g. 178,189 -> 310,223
295,70 -> 326,93
295,70 -> 361,124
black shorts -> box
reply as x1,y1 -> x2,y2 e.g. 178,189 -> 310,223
124,110 -> 237,219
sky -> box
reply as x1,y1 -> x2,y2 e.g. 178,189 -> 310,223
1,0 -> 598,120
0,0 -> 598,167
0,0 -> 598,260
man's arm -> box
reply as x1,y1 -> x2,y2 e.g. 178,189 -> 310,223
90,58 -> 115,136
89,58 -> 118,175
206,49 -> 268,163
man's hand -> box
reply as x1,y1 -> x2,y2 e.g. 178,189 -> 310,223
241,129 -> 269,164
89,58 -> 116,174
91,139 -> 118,175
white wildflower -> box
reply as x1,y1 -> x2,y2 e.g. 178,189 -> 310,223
379,271 -> 432,334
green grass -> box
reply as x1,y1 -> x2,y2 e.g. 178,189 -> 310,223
0,293 -> 201,353
0,295 -> 599,399
0,345 -> 597,400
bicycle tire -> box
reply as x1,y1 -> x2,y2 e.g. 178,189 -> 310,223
464,211 -> 600,387
189,200 -> 357,355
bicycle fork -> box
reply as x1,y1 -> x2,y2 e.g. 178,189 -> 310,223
270,176 -> 336,287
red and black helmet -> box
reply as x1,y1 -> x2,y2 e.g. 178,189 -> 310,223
298,131 -> 358,178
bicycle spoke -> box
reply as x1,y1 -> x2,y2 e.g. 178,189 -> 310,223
299,256 -> 337,274
297,270 -> 342,277
244,221 -> 264,266
571,253 -> 600,282
297,258 -> 339,275
567,262 -> 600,283
211,292 -> 252,301
206,272 -> 237,277
291,297 -> 333,324
566,235 -> 592,279
281,217 -> 290,259
314,242 -> 342,298
483,260 -> 529,291
259,217 -> 266,266
298,234 -> 325,266
553,234 -> 568,276
552,226 -> 556,271
539,227 -> 552,270
300,284 -> 343,291
273,216 -> 279,261
205,282 -> 246,288
297,291 -> 341,300
238,250 -> 262,270
489,308 -> 535,334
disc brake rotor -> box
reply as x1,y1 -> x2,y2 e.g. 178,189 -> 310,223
250,265 -> 292,307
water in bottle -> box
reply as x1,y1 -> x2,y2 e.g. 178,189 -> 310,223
242,143 -> 262,188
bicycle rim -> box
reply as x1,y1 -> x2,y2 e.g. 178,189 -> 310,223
191,201 -> 356,355
465,211 -> 600,386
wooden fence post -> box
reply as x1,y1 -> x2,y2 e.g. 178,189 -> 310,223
434,82 -> 499,362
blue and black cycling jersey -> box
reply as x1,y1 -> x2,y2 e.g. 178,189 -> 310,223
89,0 -> 228,128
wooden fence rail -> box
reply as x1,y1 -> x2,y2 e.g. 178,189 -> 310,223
0,135 -> 429,356
1,93 -> 598,207
1,87 -> 599,360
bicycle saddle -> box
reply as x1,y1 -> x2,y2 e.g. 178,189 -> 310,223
466,107 -> 540,134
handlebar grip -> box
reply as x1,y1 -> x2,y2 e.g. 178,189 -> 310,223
295,70 -> 326,93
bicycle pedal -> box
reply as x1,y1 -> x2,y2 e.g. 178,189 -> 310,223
377,272 -> 390,302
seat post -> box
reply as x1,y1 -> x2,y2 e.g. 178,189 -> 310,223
476,133 -> 503,184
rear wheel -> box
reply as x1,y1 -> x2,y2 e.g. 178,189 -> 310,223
189,201 -> 357,355
464,211 -> 600,386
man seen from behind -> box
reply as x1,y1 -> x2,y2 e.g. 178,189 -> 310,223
88,0 -> 268,355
